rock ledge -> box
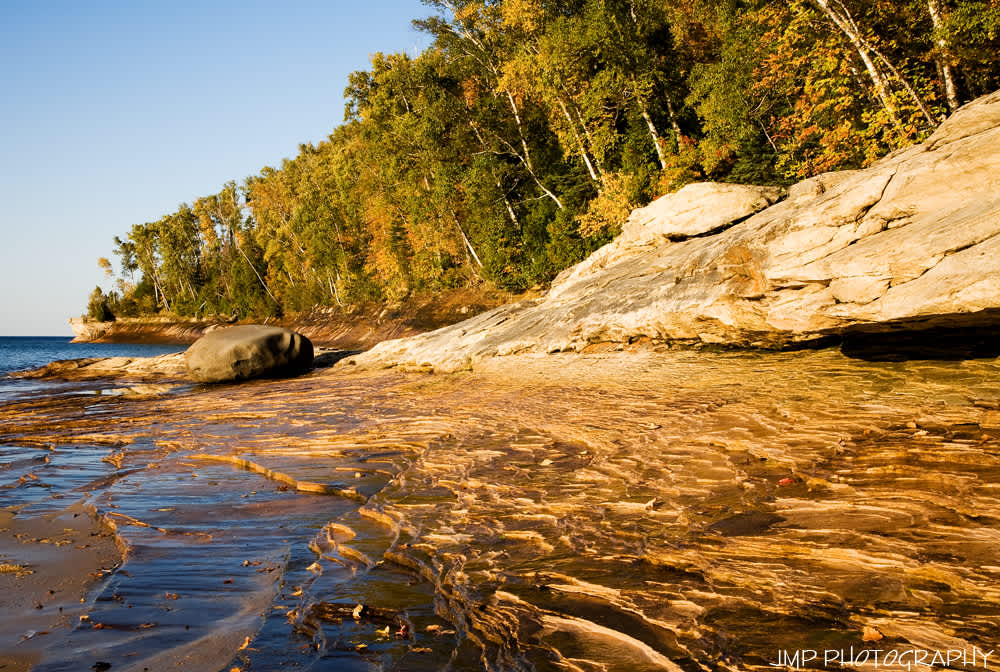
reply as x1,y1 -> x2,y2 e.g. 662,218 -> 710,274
349,90 -> 1000,372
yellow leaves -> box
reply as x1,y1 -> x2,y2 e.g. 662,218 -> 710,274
0,563 -> 33,578
453,3 -> 481,24
574,173 -> 638,238
500,0 -> 544,33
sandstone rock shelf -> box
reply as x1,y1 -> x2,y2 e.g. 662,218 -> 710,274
4,348 -> 1000,670
350,90 -> 1000,372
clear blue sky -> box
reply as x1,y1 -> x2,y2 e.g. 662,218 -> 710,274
0,0 -> 432,335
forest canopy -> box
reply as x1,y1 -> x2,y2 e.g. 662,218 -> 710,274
90,0 -> 1000,321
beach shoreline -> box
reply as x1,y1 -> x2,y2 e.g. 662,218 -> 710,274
0,502 -> 123,670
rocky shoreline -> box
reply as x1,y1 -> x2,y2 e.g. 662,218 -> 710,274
69,287 -> 512,349
3,348 -> 1000,670
67,93 -> 1000,374
349,91 -> 1000,372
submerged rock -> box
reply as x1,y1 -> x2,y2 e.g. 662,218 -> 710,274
15,353 -> 187,380
350,89 -> 1000,372
185,325 -> 313,383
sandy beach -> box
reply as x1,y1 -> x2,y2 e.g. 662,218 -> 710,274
0,502 -> 122,671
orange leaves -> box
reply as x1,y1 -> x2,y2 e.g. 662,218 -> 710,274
862,625 -> 884,642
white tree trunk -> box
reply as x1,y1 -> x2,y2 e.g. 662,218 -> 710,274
927,0 -> 960,113
452,214 -> 483,268
813,0 -> 901,129
558,99 -> 602,185
641,107 -> 668,170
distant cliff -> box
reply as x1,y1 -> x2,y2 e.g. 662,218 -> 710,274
69,317 -> 218,344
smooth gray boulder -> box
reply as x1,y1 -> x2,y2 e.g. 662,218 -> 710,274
185,325 -> 313,383
346,89 -> 1000,372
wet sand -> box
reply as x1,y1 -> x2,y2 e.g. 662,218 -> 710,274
0,503 -> 121,671
2,348 -> 1000,670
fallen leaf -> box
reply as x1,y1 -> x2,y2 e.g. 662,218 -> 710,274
375,626 -> 390,637
306,562 -> 322,575
778,477 -> 795,486
238,636 -> 252,651
862,625 -> 884,642
352,604 -> 364,620
411,646 -> 432,653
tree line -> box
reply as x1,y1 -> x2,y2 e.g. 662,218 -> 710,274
89,0 -> 1000,321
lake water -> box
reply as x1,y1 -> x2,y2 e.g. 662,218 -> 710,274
0,336 -> 185,376
0,336 -> 186,401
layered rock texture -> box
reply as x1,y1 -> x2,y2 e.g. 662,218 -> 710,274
69,317 -> 217,344
351,90 -> 1000,372
5,349 -> 1000,669
185,325 -> 314,383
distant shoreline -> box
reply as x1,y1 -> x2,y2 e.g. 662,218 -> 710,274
68,287 -> 512,350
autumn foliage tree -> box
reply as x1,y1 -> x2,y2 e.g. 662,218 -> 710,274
96,0 -> 1000,320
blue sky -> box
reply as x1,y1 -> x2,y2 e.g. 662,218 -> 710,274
0,0 -> 432,335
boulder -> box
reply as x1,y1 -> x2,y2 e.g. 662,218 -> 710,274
185,325 -> 313,383
549,183 -> 784,297
346,89 -> 1000,372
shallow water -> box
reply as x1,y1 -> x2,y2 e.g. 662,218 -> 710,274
0,337 -> 186,404
0,337 -> 185,376
2,349 -> 1000,670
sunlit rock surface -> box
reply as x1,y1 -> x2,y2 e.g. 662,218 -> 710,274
14,352 -> 187,380
185,325 -> 314,383
351,90 -> 1000,373
3,350 -> 1000,670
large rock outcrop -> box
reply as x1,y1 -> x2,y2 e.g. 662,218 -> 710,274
69,316 -> 220,344
68,317 -> 113,342
185,325 -> 314,383
350,90 -> 1000,372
